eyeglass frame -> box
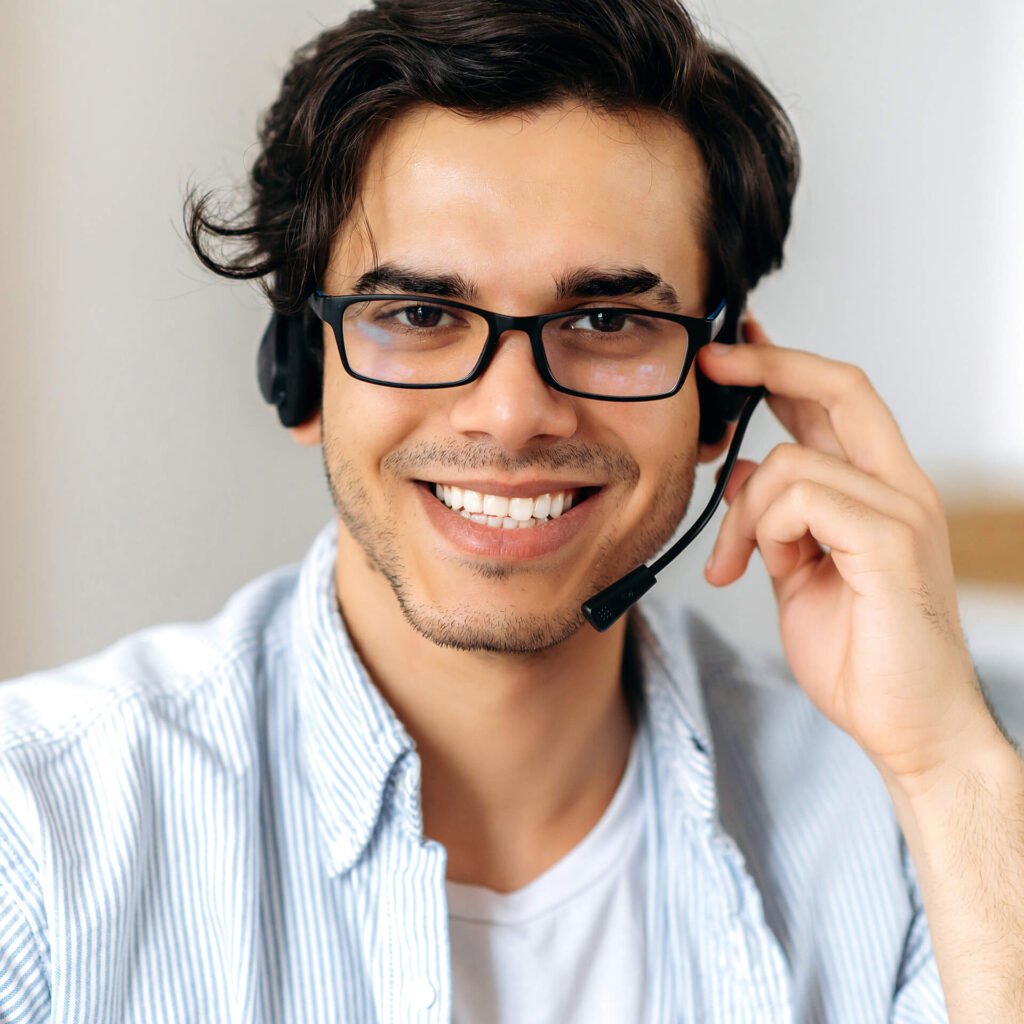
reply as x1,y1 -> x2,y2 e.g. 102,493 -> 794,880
306,290 -> 728,402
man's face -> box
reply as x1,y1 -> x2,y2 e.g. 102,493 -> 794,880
316,102 -> 712,653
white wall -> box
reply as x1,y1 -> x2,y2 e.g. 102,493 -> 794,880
670,0 -> 1024,652
2,0 -> 1021,679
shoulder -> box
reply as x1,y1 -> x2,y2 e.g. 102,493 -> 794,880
0,562 -> 302,946
639,596 -> 834,746
0,562 -> 304,1011
686,609 -> 856,766
0,562 -> 300,765
639,599 -> 924,1007
638,597 -> 889,829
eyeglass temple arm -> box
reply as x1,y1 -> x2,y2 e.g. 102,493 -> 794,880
307,292 -> 327,319
706,297 -> 728,341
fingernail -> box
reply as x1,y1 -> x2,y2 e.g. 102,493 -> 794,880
707,342 -> 733,357
705,549 -> 716,574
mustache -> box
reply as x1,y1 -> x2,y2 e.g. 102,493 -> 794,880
383,441 -> 640,484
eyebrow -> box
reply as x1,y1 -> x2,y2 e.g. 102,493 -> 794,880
353,265 -> 478,301
554,267 -> 681,310
352,262 -> 681,309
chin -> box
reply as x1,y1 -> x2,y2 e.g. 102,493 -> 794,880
387,577 -> 590,653
400,603 -> 588,654
385,537 -> 649,654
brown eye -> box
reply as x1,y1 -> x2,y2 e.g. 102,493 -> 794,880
401,304 -> 446,328
570,310 -> 629,332
594,311 -> 628,332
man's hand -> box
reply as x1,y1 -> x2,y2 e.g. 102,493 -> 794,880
698,316 -> 1024,1022
699,315 -> 990,784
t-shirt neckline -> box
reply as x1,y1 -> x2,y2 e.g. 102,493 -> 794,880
445,734 -> 645,926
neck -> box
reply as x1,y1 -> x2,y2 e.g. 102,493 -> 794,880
335,529 -> 635,893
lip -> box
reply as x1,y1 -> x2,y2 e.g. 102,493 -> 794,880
416,481 -> 602,559
420,478 -> 597,499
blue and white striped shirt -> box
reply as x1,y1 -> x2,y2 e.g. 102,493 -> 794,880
0,522 -> 948,1022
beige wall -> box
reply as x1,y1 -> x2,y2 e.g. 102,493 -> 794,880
0,2 -> 36,674
2,0 -> 1022,679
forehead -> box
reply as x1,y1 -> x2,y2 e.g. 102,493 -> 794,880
328,102 -> 709,305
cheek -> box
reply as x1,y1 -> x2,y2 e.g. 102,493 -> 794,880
595,385 -> 700,485
321,366 -> 445,474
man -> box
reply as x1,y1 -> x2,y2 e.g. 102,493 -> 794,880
0,0 -> 1021,1021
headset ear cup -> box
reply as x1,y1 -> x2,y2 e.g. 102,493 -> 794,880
697,303 -> 751,445
257,311 -> 323,428
697,365 -> 730,445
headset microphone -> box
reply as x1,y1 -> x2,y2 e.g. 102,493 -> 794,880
581,386 -> 766,632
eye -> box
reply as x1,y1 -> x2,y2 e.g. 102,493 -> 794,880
392,303 -> 457,329
566,310 -> 631,333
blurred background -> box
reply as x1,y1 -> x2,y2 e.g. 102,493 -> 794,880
1,0 -> 1021,687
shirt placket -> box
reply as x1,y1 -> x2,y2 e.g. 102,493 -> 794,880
370,753 -> 452,1024
646,700 -> 794,1023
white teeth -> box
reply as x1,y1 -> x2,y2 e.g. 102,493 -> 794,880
434,484 -> 584,528
508,497 -> 534,521
482,494 -> 510,518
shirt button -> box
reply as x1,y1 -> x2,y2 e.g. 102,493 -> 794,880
407,979 -> 436,1010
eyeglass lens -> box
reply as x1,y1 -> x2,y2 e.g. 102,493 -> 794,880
341,298 -> 692,397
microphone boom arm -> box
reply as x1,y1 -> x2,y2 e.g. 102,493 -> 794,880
581,387 -> 767,632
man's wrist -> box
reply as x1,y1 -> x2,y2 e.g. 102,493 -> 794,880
879,706 -> 1024,851
869,675 -> 1011,795
875,705 -> 1024,1021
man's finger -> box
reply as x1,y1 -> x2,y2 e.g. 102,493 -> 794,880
743,316 -> 847,460
698,332 -> 931,497
707,443 -> 929,587
721,458 -> 758,506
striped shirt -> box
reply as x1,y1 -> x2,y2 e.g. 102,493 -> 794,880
0,522 -> 948,1022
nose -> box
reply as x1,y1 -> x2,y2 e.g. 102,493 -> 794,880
447,330 -> 578,451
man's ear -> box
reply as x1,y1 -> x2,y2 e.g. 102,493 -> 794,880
289,409 -> 322,446
697,419 -> 737,464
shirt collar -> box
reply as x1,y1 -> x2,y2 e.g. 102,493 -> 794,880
632,597 -> 719,822
289,521 -> 415,875
288,522 -> 721,874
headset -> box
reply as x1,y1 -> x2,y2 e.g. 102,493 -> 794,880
257,300 -> 764,629
257,309 -> 324,429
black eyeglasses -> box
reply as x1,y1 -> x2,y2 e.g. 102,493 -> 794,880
307,291 -> 727,401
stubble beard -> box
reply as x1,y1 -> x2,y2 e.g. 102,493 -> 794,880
322,437 -> 696,655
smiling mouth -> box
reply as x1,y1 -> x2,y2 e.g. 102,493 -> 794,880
427,483 -> 598,529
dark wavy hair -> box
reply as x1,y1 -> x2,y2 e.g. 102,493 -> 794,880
186,0 -> 798,344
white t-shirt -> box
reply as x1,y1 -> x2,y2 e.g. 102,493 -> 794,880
447,739 -> 646,1024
